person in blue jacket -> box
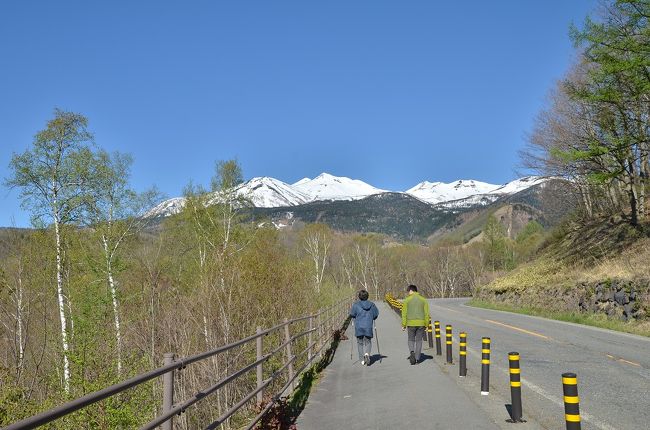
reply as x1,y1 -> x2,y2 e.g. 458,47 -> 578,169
349,289 -> 379,366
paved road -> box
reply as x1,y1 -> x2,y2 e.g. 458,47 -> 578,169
427,298 -> 650,430
297,302 -> 504,430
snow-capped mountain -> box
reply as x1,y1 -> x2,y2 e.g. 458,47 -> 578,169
145,173 -> 548,219
294,173 -> 387,201
144,197 -> 187,218
231,177 -> 311,207
488,176 -> 547,195
405,179 -> 500,205
293,177 -> 311,186
144,177 -> 311,218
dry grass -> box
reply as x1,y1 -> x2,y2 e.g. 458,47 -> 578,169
483,219 -> 650,294
481,257 -> 580,293
581,237 -> 650,282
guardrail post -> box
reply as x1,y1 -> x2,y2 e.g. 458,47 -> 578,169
459,332 -> 467,377
445,325 -> 453,364
284,318 -> 295,392
256,327 -> 263,405
162,353 -> 175,430
434,321 -> 442,356
481,337 -> 490,395
508,352 -> 523,422
307,316 -> 314,362
562,373 -> 581,430
427,319 -> 434,349
317,310 -> 323,359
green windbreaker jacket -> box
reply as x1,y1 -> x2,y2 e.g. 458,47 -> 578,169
401,292 -> 430,327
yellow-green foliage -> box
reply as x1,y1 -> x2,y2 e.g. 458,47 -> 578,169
481,257 -> 578,294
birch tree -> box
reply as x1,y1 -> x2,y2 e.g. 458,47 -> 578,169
86,150 -> 159,375
301,223 -> 332,294
5,109 -> 96,393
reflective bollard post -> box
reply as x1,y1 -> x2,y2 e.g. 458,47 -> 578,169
480,337 -> 490,395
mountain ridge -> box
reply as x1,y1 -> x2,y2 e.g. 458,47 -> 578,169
145,173 -> 549,219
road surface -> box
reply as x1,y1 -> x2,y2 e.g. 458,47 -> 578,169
426,298 -> 650,430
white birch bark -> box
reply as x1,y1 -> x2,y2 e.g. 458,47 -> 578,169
103,234 -> 123,375
54,217 -> 71,393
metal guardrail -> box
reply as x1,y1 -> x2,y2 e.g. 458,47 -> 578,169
5,295 -> 353,430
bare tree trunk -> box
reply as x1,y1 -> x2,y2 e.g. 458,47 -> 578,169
341,255 -> 354,290
627,158 -> 640,225
16,260 -> 25,372
639,152 -> 647,218
54,217 -> 71,393
102,236 -> 123,376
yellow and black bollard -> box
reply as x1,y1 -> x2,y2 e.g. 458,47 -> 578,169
508,352 -> 524,422
562,373 -> 581,430
445,325 -> 453,364
427,319 -> 434,349
480,337 -> 490,395
434,321 -> 442,356
459,332 -> 467,377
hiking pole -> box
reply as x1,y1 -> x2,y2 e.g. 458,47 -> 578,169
350,320 -> 354,361
374,321 -> 382,363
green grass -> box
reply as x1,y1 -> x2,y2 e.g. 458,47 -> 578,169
468,299 -> 650,338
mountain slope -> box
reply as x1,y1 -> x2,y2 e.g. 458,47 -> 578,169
145,177 -> 311,218
252,192 -> 456,241
232,177 -> 311,207
430,178 -> 576,244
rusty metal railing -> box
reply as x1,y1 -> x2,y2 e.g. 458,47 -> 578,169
5,295 -> 353,430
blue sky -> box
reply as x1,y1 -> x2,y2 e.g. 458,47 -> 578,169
1,0 -> 598,227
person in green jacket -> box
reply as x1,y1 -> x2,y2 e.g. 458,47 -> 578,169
401,284 -> 430,365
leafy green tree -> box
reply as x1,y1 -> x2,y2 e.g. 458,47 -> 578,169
524,1 -> 650,225
566,1 -> 650,225
482,215 -> 508,271
515,220 -> 545,262
85,150 -> 159,375
5,109 -> 97,393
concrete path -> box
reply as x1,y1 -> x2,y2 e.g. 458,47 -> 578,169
296,302 -> 501,430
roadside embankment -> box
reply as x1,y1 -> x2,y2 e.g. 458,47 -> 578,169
474,223 -> 650,337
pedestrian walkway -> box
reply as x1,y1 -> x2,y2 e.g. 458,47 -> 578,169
297,302 -> 500,429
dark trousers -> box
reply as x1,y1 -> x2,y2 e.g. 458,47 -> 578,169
407,326 -> 425,361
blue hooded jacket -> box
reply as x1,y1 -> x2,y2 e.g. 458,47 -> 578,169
350,299 -> 379,338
